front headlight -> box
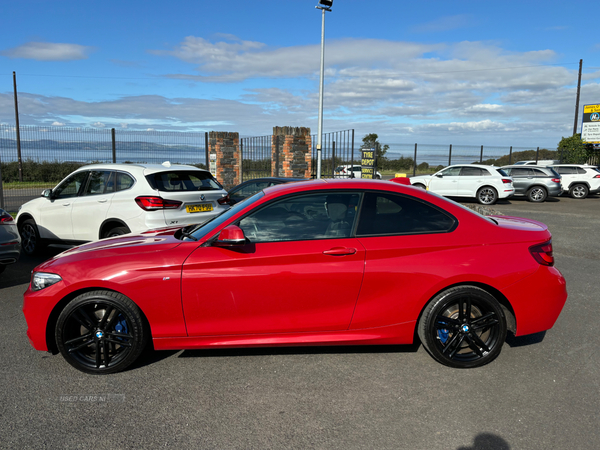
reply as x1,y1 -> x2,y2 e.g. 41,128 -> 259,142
32,272 -> 62,291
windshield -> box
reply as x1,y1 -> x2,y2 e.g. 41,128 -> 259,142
181,191 -> 265,241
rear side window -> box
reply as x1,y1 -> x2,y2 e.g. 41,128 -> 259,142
555,166 -> 577,175
532,169 -> 549,176
356,192 -> 456,236
496,168 -> 509,176
147,170 -> 222,192
116,172 -> 135,192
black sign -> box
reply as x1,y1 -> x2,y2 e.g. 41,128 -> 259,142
361,148 -> 376,179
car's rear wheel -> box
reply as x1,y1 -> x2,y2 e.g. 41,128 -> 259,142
476,187 -> 497,205
418,286 -> 507,368
569,184 -> 588,199
527,186 -> 547,202
19,219 -> 45,255
103,226 -> 130,238
413,183 -> 426,189
55,290 -> 148,375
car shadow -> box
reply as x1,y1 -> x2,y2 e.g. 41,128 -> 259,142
0,245 -> 71,290
505,330 -> 546,347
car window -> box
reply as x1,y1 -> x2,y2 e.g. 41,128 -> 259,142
116,172 -> 135,191
496,168 -> 508,176
84,170 -> 113,196
510,168 -> 531,176
53,171 -> 89,199
577,167 -> 587,175
356,192 -> 456,236
238,192 -> 360,243
440,167 -> 461,176
555,166 -> 576,175
532,169 -> 548,176
460,167 -> 484,176
230,181 -> 271,202
147,170 -> 221,192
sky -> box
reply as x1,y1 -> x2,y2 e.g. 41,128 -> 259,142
1,0 -> 599,148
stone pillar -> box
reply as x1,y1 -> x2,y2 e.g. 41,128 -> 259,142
208,131 -> 240,189
271,127 -> 312,178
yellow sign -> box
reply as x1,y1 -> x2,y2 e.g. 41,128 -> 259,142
584,104 -> 600,114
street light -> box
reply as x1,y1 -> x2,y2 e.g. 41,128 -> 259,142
315,0 -> 332,179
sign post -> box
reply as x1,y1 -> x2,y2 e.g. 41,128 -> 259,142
582,104 -> 600,144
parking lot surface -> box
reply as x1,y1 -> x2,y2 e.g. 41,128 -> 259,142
1,195 -> 599,449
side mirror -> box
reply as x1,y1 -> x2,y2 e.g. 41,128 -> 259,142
42,189 -> 53,199
435,174 -> 443,178
214,225 -> 246,247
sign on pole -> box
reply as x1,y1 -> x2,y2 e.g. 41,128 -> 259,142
361,148 -> 376,179
581,104 -> 600,144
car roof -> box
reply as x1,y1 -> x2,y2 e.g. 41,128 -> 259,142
76,162 -> 208,175
261,178 -> 423,198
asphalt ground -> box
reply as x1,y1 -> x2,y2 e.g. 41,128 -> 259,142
1,194 -> 598,450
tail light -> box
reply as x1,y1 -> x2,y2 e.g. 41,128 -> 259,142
217,195 -> 230,205
529,240 -> 554,266
0,211 -> 14,224
501,178 -> 512,184
551,178 -> 561,183
135,196 -> 182,211
594,175 -> 600,179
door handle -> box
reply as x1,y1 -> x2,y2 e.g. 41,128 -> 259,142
323,247 -> 357,256
62,203 -> 71,206
97,199 -> 108,203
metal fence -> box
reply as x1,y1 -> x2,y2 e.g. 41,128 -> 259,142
240,135 -> 272,181
311,129 -> 356,178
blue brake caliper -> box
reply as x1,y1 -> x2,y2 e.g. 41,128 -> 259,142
114,315 -> 128,341
438,328 -> 449,344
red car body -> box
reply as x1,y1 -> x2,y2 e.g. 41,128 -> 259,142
23,179 -> 567,371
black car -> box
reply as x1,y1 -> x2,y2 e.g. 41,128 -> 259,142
219,177 -> 307,206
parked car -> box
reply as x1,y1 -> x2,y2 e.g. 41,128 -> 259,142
219,177 -> 307,206
500,165 -> 562,202
513,160 -> 560,166
23,179 -> 566,374
0,209 -> 21,274
16,162 -> 228,255
335,165 -> 382,179
410,164 -> 514,205
548,164 -> 600,199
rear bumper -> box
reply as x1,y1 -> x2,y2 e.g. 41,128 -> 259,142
501,265 -> 567,336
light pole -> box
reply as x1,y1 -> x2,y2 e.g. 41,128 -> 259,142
315,0 -> 332,179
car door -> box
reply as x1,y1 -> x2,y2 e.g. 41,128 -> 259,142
38,170 -> 89,240
457,166 -> 486,196
507,167 -> 532,194
553,166 -> 577,190
71,170 -> 115,241
428,166 -> 461,195
181,191 -> 365,335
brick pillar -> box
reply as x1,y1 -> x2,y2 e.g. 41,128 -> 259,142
208,132 -> 240,190
271,127 -> 312,178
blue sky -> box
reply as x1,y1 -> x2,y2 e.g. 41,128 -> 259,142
1,0 -> 598,147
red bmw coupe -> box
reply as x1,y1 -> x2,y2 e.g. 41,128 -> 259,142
23,179 -> 567,374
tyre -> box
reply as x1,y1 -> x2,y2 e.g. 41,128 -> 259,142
418,286 -> 507,369
19,218 -> 45,256
569,184 -> 588,199
55,290 -> 148,375
476,187 -> 497,205
103,226 -> 130,238
0,265 -> 5,274
527,186 -> 547,202
413,183 -> 426,190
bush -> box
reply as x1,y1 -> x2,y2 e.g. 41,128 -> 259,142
0,160 -> 85,183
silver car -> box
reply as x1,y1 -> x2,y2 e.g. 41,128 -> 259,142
500,165 -> 562,202
0,209 -> 21,275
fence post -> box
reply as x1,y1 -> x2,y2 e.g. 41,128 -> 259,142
535,147 -> 540,164
111,128 -> 116,163
413,143 -> 418,176
204,132 -> 209,169
331,141 -> 336,178
239,138 -> 243,181
350,130 -> 355,171
275,134 -> 280,177
0,151 -> 4,210
480,145 -> 484,163
448,144 -> 452,166
509,146 -> 513,164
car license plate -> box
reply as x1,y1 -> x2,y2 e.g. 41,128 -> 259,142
186,203 -> 213,213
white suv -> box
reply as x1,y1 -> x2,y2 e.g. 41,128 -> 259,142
410,164 -> 514,205
16,162 -> 228,254
548,164 -> 600,199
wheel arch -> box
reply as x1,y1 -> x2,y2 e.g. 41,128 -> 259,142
17,212 -> 35,228
99,218 -> 130,240
414,281 -> 517,343
45,287 -> 152,354
567,181 -> 591,190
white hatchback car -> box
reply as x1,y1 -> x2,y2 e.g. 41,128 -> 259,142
548,164 -> 600,199
16,162 -> 229,255
410,164 -> 514,205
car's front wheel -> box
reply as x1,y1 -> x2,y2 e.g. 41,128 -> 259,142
418,286 -> 507,368
413,183 -> 426,190
19,218 -> 45,255
476,187 -> 497,205
569,184 -> 588,199
55,290 -> 148,375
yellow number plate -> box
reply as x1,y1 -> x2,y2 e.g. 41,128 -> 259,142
186,203 -> 213,213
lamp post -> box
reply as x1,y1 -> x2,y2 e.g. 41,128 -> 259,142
315,0 -> 332,179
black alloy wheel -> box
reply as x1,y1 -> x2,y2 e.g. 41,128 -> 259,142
19,219 -> 44,255
418,286 -> 507,368
55,290 -> 148,375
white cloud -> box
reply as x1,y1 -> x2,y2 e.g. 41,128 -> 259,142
92,122 -> 106,128
1,42 -> 93,61
51,121 -> 65,126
